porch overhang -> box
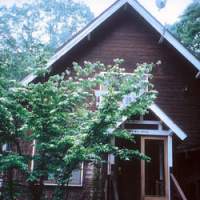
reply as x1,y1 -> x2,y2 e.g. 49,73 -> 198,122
114,103 -> 187,141
150,104 -> 187,140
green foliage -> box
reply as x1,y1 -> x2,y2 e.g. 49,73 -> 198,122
0,63 -> 29,200
24,60 -> 156,199
0,0 -> 94,81
170,2 -> 200,59
0,59 -> 157,200
0,154 -> 28,172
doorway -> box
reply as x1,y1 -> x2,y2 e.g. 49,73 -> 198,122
116,136 -> 169,200
116,136 -> 141,200
141,137 -> 169,200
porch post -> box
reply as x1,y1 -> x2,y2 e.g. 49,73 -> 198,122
107,137 -> 115,175
168,135 -> 173,200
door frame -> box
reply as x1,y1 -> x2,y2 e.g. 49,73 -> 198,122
141,136 -> 169,200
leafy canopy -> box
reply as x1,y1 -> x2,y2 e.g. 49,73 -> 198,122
170,2 -> 200,59
0,0 -> 94,81
25,59 -> 157,187
0,58 -> 157,199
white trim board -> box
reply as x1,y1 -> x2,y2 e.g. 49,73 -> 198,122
96,90 -> 187,140
150,104 -> 187,140
21,0 -> 200,85
127,0 -> 199,70
129,129 -> 171,136
168,135 -> 173,167
113,103 -> 187,140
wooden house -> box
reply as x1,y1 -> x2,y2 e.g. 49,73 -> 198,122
22,0 -> 200,199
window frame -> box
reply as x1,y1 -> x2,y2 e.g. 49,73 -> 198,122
31,140 -> 84,187
1,143 -> 12,152
95,72 -> 148,107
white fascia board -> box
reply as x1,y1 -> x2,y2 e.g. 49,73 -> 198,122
21,73 -> 36,85
129,129 -> 170,136
20,0 -> 127,85
127,0 -> 200,71
196,71 -> 200,79
51,0 -> 199,71
150,104 -> 187,140
108,103 -> 187,141
107,116 -> 127,133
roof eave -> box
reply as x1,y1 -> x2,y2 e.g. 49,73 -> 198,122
149,104 -> 187,140
127,0 -> 200,71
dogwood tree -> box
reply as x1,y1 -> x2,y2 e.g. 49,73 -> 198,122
0,59 -> 157,200
24,59 -> 157,200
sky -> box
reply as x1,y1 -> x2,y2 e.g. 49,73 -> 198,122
0,0 -> 193,24
78,0 -> 193,24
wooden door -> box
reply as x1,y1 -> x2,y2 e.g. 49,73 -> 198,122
141,137 -> 169,200
116,137 -> 141,200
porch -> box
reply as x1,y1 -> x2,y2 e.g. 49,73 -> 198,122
105,113 -> 187,200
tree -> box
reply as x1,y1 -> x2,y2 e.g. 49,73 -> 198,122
0,0 -> 94,81
0,42 -> 50,200
24,59 -> 157,200
0,57 -> 29,200
170,2 -> 200,59
0,58 -> 157,200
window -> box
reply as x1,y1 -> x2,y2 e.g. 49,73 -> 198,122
95,72 -> 148,107
1,143 -> 12,152
31,141 -> 84,187
44,163 -> 84,187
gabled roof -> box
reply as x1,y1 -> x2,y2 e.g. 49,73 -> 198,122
21,0 -> 200,85
150,104 -> 187,140
114,103 -> 187,140
20,0 -> 189,140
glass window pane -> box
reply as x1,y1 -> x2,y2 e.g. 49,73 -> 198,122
45,163 -> 83,186
69,168 -> 82,185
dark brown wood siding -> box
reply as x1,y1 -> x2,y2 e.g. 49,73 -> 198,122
38,6 -> 200,200
50,8 -> 200,150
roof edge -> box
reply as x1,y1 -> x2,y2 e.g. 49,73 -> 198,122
149,104 -> 187,140
127,0 -> 200,71
113,103 -> 187,140
20,0 -> 127,85
21,0 -> 199,85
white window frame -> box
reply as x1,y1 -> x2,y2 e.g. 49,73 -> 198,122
95,72 -> 148,108
31,140 -> 84,187
43,162 -> 84,187
1,143 -> 12,152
